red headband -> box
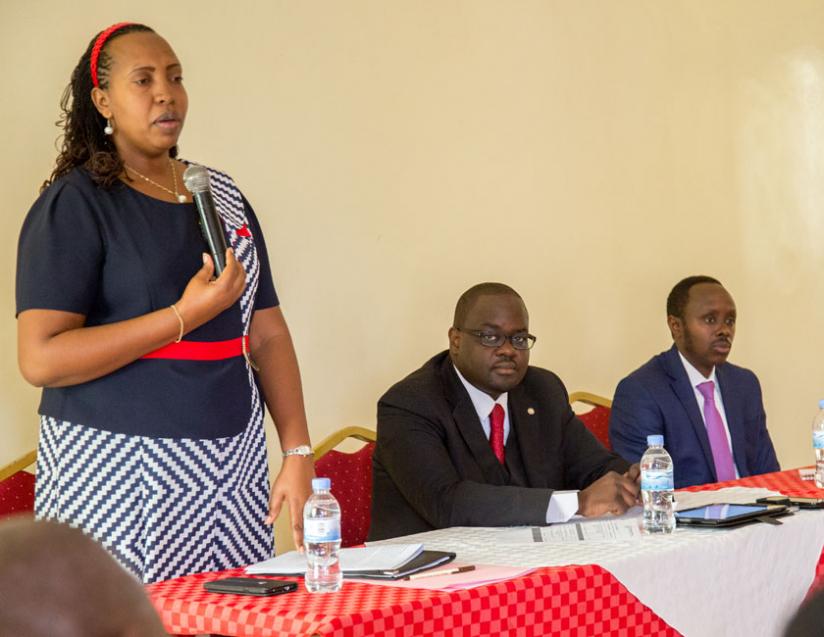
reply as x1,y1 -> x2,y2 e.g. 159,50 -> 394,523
90,22 -> 135,88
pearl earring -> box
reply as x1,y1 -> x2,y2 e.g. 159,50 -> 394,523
104,119 -> 114,135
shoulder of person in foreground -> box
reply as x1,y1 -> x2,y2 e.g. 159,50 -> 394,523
0,516 -> 168,637
784,584 -> 824,637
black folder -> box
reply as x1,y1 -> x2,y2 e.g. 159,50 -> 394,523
344,550 -> 457,580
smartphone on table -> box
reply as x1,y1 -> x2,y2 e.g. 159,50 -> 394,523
756,495 -> 824,509
203,577 -> 298,596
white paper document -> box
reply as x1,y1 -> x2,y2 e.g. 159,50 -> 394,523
348,563 -> 536,590
246,543 -> 423,575
497,515 -> 643,544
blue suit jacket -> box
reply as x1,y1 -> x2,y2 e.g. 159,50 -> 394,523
609,345 -> 780,488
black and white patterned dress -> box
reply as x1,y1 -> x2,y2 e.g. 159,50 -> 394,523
17,164 -> 276,583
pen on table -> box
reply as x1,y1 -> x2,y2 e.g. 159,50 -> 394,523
404,565 -> 476,581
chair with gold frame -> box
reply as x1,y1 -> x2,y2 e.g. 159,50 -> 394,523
313,426 -> 377,547
569,391 -> 613,450
0,450 -> 37,519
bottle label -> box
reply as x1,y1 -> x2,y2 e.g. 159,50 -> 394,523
814,431 -> 824,450
641,469 -> 674,491
304,518 -> 341,543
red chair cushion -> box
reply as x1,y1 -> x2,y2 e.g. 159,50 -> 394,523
314,442 -> 375,547
578,405 -> 612,450
0,471 -> 36,519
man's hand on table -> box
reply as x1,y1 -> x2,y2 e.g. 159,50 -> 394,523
624,463 -> 641,485
576,466 -> 641,517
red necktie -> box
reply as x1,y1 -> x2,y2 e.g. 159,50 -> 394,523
697,381 -> 736,482
489,404 -> 505,464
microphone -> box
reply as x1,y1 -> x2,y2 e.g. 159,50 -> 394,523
182,164 -> 228,276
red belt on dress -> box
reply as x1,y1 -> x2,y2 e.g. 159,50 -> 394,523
142,335 -> 250,361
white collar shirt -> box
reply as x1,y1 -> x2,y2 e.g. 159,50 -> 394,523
453,365 -> 510,442
678,350 -> 739,478
452,364 -> 578,523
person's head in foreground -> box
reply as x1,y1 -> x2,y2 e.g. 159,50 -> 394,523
0,516 -> 168,637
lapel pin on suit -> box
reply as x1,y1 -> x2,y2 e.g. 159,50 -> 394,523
527,407 -> 536,415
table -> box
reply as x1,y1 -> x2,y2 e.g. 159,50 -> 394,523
146,469 -> 824,637
681,468 -> 824,594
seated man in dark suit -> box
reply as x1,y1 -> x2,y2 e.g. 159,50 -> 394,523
369,282 -> 639,541
609,275 -> 780,489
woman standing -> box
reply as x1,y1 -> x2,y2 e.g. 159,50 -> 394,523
16,23 -> 314,583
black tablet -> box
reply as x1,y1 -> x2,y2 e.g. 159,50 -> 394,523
675,503 -> 789,528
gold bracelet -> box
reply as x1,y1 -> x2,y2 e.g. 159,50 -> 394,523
169,304 -> 184,343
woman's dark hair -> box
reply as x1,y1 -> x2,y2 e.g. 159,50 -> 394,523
43,23 -> 177,191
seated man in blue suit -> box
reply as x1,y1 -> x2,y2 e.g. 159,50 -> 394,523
609,275 -> 780,488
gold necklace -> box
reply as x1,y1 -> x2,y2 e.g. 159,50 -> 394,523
124,158 -> 187,203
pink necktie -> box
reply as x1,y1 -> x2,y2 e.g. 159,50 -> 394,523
489,404 -> 505,465
697,381 -> 736,482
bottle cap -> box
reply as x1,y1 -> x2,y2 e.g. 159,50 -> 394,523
312,477 -> 331,491
819,399 -> 824,409
647,434 -> 664,447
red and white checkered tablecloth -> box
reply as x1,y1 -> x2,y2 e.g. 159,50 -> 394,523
680,466 -> 823,498
148,563 -> 678,637
146,469 -> 824,637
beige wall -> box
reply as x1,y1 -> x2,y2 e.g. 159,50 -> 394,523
3,1 -> 823,551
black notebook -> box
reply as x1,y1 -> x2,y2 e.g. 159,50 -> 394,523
344,550 -> 457,580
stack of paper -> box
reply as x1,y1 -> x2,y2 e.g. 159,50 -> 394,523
246,543 -> 424,575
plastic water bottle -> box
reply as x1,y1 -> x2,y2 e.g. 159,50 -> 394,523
304,477 -> 342,593
640,435 -> 675,534
814,400 -> 824,488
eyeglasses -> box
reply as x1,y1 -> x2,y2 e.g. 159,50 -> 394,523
456,328 -> 537,350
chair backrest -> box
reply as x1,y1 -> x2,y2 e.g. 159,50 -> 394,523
0,450 -> 36,520
313,427 -> 376,548
569,391 -> 613,450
